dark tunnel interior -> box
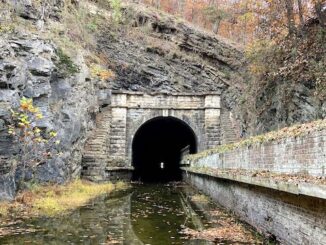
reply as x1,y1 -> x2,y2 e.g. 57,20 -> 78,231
132,116 -> 197,182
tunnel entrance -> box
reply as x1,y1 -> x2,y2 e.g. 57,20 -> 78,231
132,116 -> 197,182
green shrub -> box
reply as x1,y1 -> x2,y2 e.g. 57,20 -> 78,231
109,0 -> 122,24
56,48 -> 79,76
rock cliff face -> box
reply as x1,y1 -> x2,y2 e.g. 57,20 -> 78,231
251,81 -> 325,134
0,32 -> 101,199
100,3 -> 245,108
241,20 -> 326,135
0,0 -> 245,200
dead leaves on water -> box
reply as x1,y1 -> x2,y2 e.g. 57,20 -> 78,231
180,215 -> 262,244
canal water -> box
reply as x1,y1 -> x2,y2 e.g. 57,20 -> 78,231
0,184 -> 265,244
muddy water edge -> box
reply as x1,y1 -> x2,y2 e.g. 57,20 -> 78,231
0,184 -> 274,244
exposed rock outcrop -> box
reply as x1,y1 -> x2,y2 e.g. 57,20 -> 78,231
99,3 -> 245,108
0,31 -> 102,199
242,20 -> 326,135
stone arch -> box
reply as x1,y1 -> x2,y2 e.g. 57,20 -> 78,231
126,111 -> 204,163
131,116 -> 198,182
131,115 -> 199,152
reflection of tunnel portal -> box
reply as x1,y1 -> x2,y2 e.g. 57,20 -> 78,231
132,116 -> 197,182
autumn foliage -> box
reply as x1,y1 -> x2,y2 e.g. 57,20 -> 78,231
8,98 -> 59,187
139,0 -> 325,45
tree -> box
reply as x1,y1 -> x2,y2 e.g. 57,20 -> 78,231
284,0 -> 297,35
109,0 -> 122,23
203,6 -> 229,34
314,0 -> 326,26
297,0 -> 305,26
139,0 -> 323,45
8,97 -> 59,188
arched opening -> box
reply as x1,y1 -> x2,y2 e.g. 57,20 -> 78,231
132,116 -> 197,182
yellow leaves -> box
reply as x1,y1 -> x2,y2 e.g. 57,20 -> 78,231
18,122 -> 26,128
10,98 -> 47,132
10,109 -> 18,117
90,64 -> 115,81
49,131 -> 57,138
0,24 -> 15,34
34,137 -> 43,143
36,113 -> 43,120
8,125 -> 15,135
9,97 -> 59,155
19,97 -> 42,116
19,114 -> 30,127
18,97 -> 43,126
29,106 -> 40,114
34,127 -> 41,134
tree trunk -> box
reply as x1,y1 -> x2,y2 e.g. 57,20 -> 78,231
297,0 -> 304,26
315,1 -> 326,27
284,0 -> 296,35
212,20 -> 221,34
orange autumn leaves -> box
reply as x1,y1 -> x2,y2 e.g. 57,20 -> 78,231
139,0 -> 321,45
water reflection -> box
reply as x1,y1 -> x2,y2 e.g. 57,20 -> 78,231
130,185 -> 210,245
0,184 -> 260,245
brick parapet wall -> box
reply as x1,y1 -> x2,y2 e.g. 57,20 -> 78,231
189,129 -> 326,177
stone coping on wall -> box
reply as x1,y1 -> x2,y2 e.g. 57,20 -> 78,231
111,90 -> 222,96
105,167 -> 134,171
182,167 -> 326,200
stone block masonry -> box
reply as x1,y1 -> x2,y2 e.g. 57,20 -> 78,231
109,107 -> 128,164
184,172 -> 326,245
82,91 -> 225,181
81,109 -> 112,182
109,91 -> 222,167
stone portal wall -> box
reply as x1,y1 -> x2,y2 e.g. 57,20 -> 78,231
108,91 -> 221,167
82,91 -> 223,180
190,129 -> 326,176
